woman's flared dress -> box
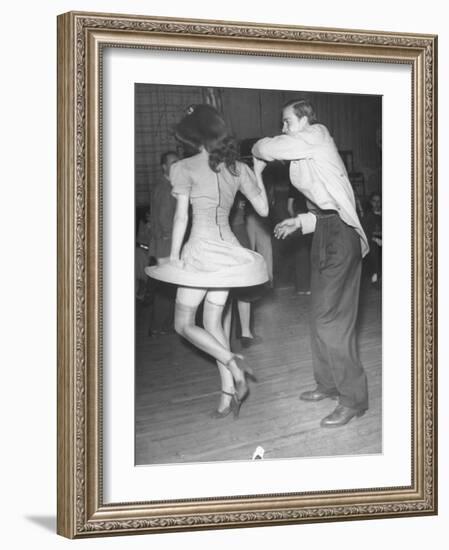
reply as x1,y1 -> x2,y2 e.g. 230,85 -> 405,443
145,150 -> 268,288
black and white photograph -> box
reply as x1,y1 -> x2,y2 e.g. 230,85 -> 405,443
134,84 -> 382,466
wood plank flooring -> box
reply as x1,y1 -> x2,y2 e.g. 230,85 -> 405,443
135,281 -> 382,465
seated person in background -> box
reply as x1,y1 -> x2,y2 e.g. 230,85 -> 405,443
147,151 -> 180,335
363,191 -> 382,285
136,209 -> 152,301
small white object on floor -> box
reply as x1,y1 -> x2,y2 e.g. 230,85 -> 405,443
252,446 -> 265,460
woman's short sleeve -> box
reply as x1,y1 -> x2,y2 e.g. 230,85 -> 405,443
238,162 -> 261,200
170,161 -> 192,197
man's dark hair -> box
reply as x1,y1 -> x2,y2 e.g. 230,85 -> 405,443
283,99 -> 317,124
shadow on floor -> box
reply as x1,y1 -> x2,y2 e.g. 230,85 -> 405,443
25,515 -> 56,533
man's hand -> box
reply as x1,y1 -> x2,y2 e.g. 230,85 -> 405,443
274,217 -> 299,239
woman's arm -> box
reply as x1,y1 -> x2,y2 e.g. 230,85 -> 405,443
249,157 -> 269,217
169,194 -> 190,261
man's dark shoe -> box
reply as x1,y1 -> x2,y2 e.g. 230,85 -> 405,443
320,404 -> 366,428
299,388 -> 338,402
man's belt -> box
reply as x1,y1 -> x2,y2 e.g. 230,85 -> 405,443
313,208 -> 339,218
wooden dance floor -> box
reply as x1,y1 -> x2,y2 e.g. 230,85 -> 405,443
135,282 -> 382,465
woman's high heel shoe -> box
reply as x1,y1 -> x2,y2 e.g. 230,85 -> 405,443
233,354 -> 258,383
234,378 -> 249,409
224,354 -> 257,411
212,390 -> 239,419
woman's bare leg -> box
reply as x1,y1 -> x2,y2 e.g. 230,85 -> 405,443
222,298 -> 232,342
202,291 -> 245,388
175,287 -> 247,413
204,292 -> 234,413
237,300 -> 253,338
174,287 -> 234,366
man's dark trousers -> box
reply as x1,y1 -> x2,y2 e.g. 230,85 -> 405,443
309,211 -> 368,411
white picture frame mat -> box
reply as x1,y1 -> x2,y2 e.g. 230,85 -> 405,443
103,48 -> 411,503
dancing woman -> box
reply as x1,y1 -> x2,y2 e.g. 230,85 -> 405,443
146,104 -> 269,418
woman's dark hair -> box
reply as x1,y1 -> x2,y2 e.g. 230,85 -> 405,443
283,99 -> 317,124
160,150 -> 178,166
175,104 -> 238,175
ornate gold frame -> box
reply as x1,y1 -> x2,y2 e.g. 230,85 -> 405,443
57,11 -> 438,539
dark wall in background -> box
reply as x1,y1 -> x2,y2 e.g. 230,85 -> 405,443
135,84 -> 204,206
135,84 -> 381,207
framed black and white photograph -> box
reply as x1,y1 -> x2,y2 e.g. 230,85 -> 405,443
134,83 -> 382,467
57,11 -> 437,538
